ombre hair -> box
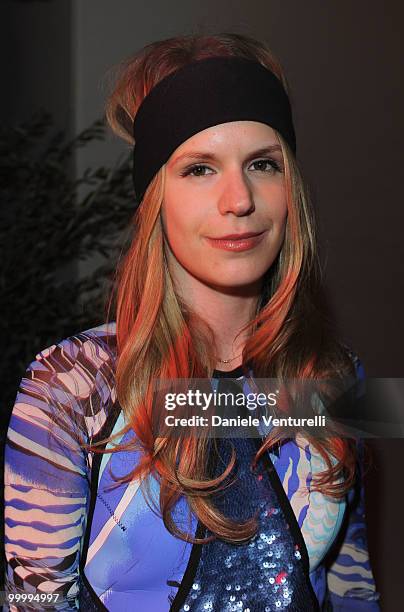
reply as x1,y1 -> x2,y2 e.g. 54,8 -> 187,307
99,32 -> 358,544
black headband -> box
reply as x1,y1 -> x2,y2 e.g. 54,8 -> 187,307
132,56 -> 296,203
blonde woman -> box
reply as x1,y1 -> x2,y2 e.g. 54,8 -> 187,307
4,33 -> 380,611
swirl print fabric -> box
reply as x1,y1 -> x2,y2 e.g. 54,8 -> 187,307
4,322 -> 380,611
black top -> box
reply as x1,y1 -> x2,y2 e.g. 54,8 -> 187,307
212,364 -> 246,378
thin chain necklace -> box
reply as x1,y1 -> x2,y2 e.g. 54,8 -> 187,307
216,352 -> 243,364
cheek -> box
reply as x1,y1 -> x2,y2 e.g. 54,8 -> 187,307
279,205 -> 288,230
161,200 -> 200,256
268,185 -> 288,224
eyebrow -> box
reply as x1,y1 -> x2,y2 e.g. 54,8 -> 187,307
169,144 -> 283,166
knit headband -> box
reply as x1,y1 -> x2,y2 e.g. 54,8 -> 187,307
132,56 -> 296,203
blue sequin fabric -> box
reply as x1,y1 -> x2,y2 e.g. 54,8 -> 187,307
4,323 -> 380,611
179,435 -> 318,612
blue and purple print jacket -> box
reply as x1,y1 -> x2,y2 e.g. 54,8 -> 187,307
4,322 -> 381,611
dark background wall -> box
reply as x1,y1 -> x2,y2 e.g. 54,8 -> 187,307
2,1 -> 403,609
1,0 -> 73,135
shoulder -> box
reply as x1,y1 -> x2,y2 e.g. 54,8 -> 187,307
338,343 -> 366,393
17,321 -> 118,440
33,320 -> 117,368
29,321 -> 117,386
316,343 -> 366,407
339,346 -> 367,484
343,345 -> 365,378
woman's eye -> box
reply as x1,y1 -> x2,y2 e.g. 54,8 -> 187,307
180,158 -> 281,178
250,159 -> 281,173
181,164 -> 213,177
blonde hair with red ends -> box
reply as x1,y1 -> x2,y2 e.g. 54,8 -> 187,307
100,33 -> 357,544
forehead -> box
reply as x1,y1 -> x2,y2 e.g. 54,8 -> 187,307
169,121 -> 279,162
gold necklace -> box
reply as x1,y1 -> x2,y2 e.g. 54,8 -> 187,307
216,352 -> 243,364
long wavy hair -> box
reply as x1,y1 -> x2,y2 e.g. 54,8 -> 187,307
97,32 -> 358,545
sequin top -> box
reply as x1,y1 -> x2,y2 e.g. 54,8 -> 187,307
4,322 -> 380,611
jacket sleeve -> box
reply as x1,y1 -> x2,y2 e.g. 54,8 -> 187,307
326,353 -> 381,611
3,340 -> 92,611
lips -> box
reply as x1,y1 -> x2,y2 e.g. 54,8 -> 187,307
209,231 -> 264,240
204,230 -> 267,252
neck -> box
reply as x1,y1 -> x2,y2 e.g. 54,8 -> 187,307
173,273 -> 262,371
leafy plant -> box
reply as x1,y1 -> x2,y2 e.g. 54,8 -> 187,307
0,110 -> 134,418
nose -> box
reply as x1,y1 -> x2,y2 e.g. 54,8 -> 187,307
217,166 -> 255,216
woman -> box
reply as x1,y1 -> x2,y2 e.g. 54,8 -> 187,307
4,33 -> 380,611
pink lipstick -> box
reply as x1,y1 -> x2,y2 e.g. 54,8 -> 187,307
205,231 -> 266,252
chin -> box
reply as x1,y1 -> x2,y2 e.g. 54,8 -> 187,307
204,272 -> 267,290
212,264 -> 270,284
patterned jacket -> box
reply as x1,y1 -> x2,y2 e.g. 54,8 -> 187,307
4,322 -> 381,611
